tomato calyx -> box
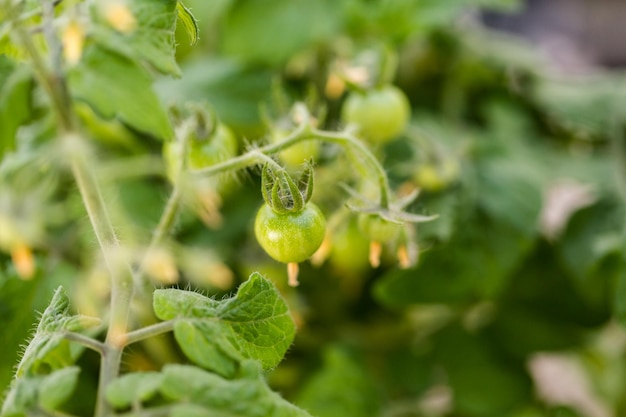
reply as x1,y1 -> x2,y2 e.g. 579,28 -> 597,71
261,163 -> 314,214
343,185 -> 437,268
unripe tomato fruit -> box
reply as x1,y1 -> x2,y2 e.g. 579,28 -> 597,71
187,124 -> 238,170
329,218 -> 370,275
254,203 -> 326,264
271,128 -> 320,168
357,213 -> 402,243
414,159 -> 460,192
342,85 -> 410,144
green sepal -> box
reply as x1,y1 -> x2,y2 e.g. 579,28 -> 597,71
176,1 -> 200,46
261,164 -> 314,213
298,162 -> 314,204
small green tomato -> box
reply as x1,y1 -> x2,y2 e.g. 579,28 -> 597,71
271,128 -> 320,168
187,124 -> 238,170
254,202 -> 326,265
357,213 -> 402,243
341,85 -> 411,144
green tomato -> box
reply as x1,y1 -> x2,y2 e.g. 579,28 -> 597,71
341,85 -> 410,144
271,129 -> 320,168
279,140 -> 319,167
187,124 -> 238,170
329,218 -> 370,275
357,213 -> 402,243
254,203 -> 326,264
163,123 -> 237,183
414,159 -> 460,192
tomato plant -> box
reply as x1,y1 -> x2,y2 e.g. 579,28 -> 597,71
2,1 -> 626,417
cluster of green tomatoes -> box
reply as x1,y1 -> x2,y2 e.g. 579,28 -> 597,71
163,83 -> 416,286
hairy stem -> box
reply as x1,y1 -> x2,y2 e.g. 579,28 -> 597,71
14,3 -> 133,415
63,332 -> 107,354
124,320 -> 176,346
193,122 -> 392,208
67,138 -> 133,417
311,128 -> 391,208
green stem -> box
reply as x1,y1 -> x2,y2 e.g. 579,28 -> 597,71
96,346 -> 123,417
124,320 -> 176,346
63,332 -> 107,354
12,12 -> 75,132
67,138 -> 133,417
19,2 -> 132,411
134,187 -> 180,294
193,123 -> 311,177
309,129 -> 392,208
193,123 -> 392,208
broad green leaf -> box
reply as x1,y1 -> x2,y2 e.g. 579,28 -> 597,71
173,320 -> 241,378
177,1 -> 199,46
221,0 -> 338,66
38,367 -> 80,411
16,287 -> 100,377
0,63 -> 33,158
105,372 -> 163,409
155,58 -> 273,134
296,347 -> 380,417
535,74 -> 626,138
215,273 -> 295,369
434,326 -> 531,416
92,0 -> 180,76
68,45 -> 173,140
487,244 -> 607,358
153,273 -> 295,373
160,363 -> 313,417
153,287 -> 220,320
558,199 -> 625,315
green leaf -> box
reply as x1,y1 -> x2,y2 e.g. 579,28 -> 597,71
153,273 -> 295,374
296,347 -> 380,417
215,273 -> 296,369
434,326 -> 531,416
68,45 -> 173,140
92,0 -> 180,76
1,367 -> 80,416
173,320 -> 241,378
106,372 -> 163,409
16,287 -> 100,377
1,375 -> 38,417
177,1 -> 199,46
153,288 -> 220,320
535,74 -> 626,138
221,0 -> 338,66
38,367 -> 80,411
160,363 -> 313,417
155,58 -> 273,134
0,262 -> 79,389
0,62 -> 33,158
558,199 -> 624,315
